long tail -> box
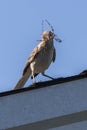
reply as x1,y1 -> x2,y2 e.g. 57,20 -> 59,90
14,67 -> 31,90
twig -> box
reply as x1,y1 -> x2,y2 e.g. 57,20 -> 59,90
45,19 -> 54,32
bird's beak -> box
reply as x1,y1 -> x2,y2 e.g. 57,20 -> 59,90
56,38 -> 62,42
54,35 -> 62,43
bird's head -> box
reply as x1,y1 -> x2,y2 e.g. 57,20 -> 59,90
42,31 -> 54,41
42,30 -> 62,43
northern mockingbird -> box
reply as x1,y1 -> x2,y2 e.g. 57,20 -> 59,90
14,30 -> 62,90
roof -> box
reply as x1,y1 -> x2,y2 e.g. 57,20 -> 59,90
0,70 -> 87,130
0,70 -> 87,97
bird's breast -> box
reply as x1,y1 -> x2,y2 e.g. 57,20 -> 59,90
30,45 -> 54,73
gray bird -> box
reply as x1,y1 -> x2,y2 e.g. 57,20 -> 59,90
14,30 -> 62,90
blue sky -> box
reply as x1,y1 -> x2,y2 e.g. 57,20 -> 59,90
0,0 -> 87,92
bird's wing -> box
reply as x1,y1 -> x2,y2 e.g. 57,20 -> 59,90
23,41 -> 46,75
22,62 -> 30,76
52,48 -> 56,62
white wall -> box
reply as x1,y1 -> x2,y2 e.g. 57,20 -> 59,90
0,78 -> 87,130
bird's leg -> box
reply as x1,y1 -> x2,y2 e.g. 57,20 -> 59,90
31,71 -> 36,83
42,72 -> 54,80
32,75 -> 36,83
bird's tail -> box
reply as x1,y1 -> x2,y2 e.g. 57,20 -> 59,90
14,67 -> 31,90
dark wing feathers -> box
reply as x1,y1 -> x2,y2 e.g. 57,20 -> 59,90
52,48 -> 56,62
27,46 -> 39,63
22,62 -> 30,76
22,46 -> 39,76
22,41 -> 46,76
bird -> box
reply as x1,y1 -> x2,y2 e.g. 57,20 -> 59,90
14,30 -> 62,90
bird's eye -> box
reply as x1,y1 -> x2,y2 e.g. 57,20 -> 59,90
49,32 -> 53,36
50,33 -> 54,38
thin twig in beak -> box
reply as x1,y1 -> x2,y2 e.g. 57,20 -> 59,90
54,35 -> 62,42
